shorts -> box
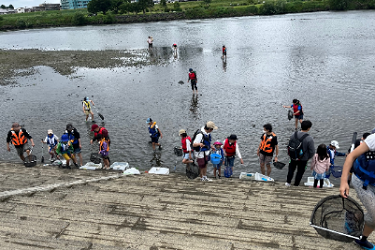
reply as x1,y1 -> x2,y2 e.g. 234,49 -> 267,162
101,154 -> 109,160
259,153 -> 273,165
223,52 -> 227,56
84,109 -> 92,115
15,143 -> 29,156
195,151 -> 210,168
73,147 -> 81,154
191,79 -> 197,90
225,156 -> 235,168
48,145 -> 56,152
61,152 -> 73,161
295,114 -> 303,120
151,136 -> 159,143
184,153 -> 191,160
148,43 -> 153,48
312,170 -> 326,180
213,161 -> 222,169
173,45 -> 177,48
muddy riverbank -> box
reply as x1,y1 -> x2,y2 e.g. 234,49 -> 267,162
0,49 -> 164,85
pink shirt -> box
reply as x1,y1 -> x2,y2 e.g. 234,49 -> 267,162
310,153 -> 330,174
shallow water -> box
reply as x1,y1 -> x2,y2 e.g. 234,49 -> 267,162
1,11 -> 375,185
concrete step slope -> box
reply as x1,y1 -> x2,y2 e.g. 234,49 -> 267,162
0,167 -> 368,250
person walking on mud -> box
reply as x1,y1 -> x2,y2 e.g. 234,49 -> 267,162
187,68 -> 198,94
6,123 -> 35,162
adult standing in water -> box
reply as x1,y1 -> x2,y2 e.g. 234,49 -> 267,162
192,121 -> 218,181
82,97 -> 95,122
187,68 -> 198,94
283,99 -> 304,130
147,36 -> 153,49
6,123 -> 35,162
340,133 -> 375,250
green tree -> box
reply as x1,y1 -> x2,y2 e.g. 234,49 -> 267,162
8,4 -> 14,9
72,12 -> 87,25
87,0 -> 112,14
329,0 -> 349,10
160,0 -> 167,7
203,0 -> 211,5
138,0 -> 154,13
111,0 -> 124,14
0,5 -> 6,9
174,1 -> 182,11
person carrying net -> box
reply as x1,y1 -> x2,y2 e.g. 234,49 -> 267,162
340,133 -> 375,250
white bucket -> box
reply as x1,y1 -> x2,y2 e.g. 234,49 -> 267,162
239,172 -> 255,180
304,177 -> 334,188
123,168 -> 141,175
255,172 -> 274,182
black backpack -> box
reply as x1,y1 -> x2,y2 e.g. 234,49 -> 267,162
288,132 -> 309,160
191,129 -> 202,151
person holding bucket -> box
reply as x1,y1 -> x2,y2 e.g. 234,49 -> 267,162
212,141 -> 224,179
223,134 -> 244,177
192,121 -> 218,182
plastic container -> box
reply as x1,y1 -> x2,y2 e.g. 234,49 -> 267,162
24,155 -> 37,168
148,167 -> 169,175
304,177 -> 334,188
123,168 -> 141,175
80,162 -> 102,170
255,172 -> 274,182
239,172 -> 255,180
210,153 -> 222,165
110,162 -> 129,171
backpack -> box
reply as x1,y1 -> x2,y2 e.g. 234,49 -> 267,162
191,71 -> 197,80
287,132 -> 309,160
191,129 -> 202,151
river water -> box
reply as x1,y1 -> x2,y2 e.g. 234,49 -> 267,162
1,11 -> 375,184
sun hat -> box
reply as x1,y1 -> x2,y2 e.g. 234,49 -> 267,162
330,140 -> 340,149
48,129 -> 53,134
213,141 -> 223,146
146,118 -> 152,123
179,129 -> 186,135
206,121 -> 218,130
91,124 -> 99,131
228,134 -> 238,140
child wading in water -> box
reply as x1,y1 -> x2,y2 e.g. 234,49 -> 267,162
310,144 -> 330,188
213,141 -> 224,179
99,130 -> 110,169
179,129 -> 193,165
147,118 -> 163,150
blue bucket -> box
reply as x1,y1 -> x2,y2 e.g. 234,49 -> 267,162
210,153 -> 221,165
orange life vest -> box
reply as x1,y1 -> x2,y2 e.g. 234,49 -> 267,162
259,132 -> 276,154
10,129 -> 28,146
223,138 -> 236,157
99,139 -> 110,152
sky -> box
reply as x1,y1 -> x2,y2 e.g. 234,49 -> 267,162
4,0 -> 60,8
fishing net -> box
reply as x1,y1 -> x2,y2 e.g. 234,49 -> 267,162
310,195 -> 364,242
24,154 -> 37,168
90,153 -> 101,164
186,163 -> 199,179
174,146 -> 183,157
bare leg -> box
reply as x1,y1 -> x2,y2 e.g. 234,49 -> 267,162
266,164 -> 271,176
260,163 -> 266,175
295,118 -> 298,129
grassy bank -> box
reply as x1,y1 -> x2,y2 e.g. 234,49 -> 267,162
1,0 -> 375,30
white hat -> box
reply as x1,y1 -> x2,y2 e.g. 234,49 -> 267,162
206,121 -> 218,130
330,140 -> 340,149
48,129 -> 53,134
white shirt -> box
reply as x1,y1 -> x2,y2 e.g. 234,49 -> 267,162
365,134 -> 375,151
44,135 -> 59,146
193,127 -> 211,158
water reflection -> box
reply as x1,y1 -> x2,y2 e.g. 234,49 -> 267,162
150,151 -> 163,167
222,58 -> 227,72
189,94 -> 199,120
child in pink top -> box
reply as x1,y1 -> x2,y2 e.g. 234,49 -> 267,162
310,144 -> 330,188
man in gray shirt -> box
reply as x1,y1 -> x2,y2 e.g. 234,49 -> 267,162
286,120 -> 315,186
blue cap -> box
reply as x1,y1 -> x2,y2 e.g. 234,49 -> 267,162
61,134 -> 69,142
146,118 -> 152,123
189,68 -> 193,72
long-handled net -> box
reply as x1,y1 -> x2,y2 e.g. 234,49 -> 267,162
310,195 -> 364,242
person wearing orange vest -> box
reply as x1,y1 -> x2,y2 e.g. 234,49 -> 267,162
222,134 -> 244,175
90,124 -> 109,144
179,129 -> 193,165
257,123 -> 279,177
6,123 -> 35,162
283,99 -> 304,130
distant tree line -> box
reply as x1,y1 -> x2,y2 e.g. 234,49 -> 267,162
87,0 -> 154,15
1,4 -> 14,9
